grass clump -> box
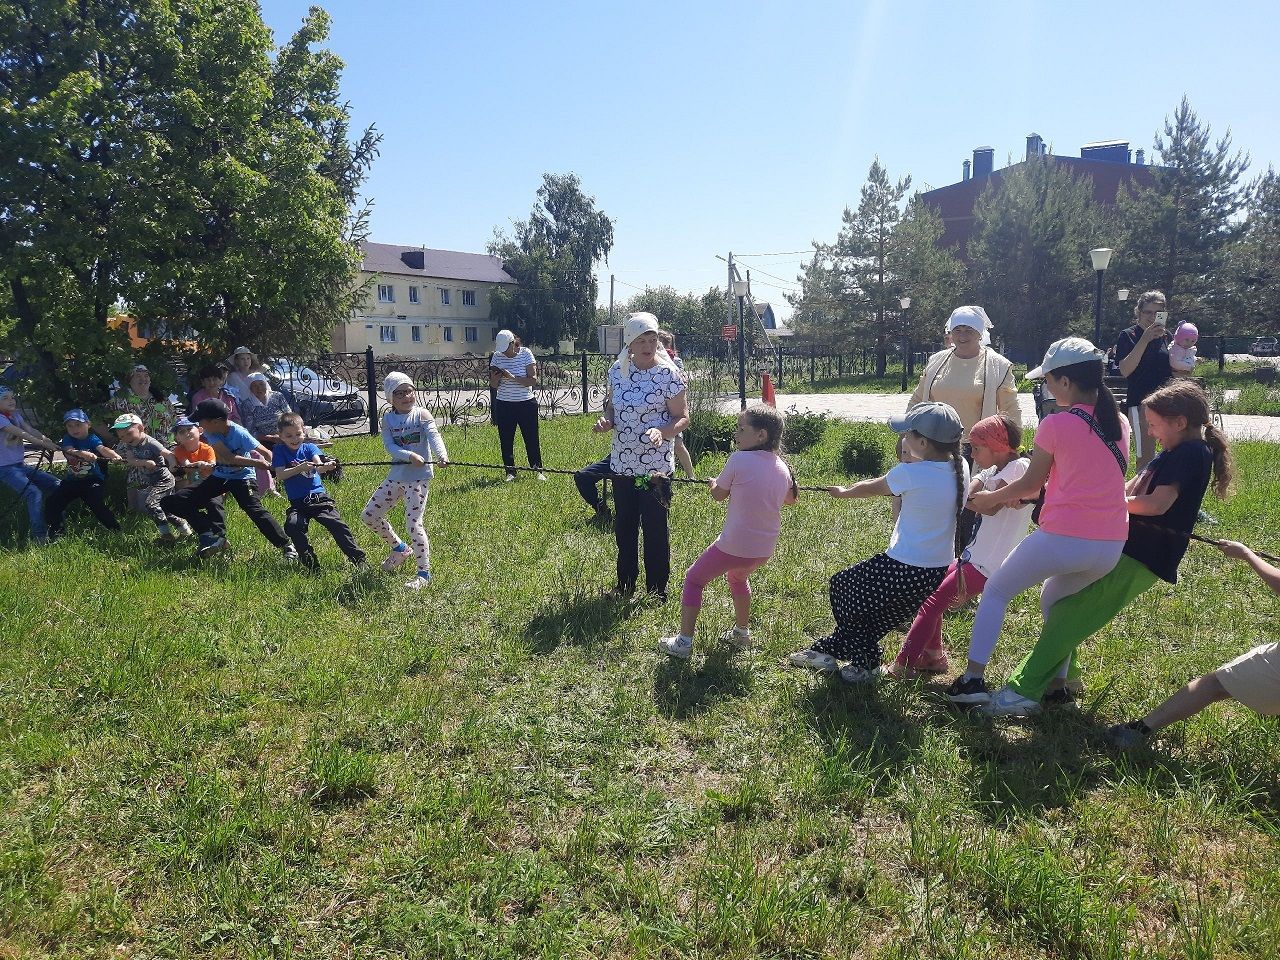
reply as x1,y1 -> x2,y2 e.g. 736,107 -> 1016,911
839,421 -> 897,477
780,406 -> 828,452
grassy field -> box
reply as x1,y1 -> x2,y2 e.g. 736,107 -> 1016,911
2,415 -> 1279,958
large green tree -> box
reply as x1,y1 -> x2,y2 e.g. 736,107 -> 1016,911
790,159 -> 911,373
0,1 -> 378,408
488,173 -> 614,349
890,196 -> 966,350
1222,167 -> 1280,335
601,285 -> 728,356
1113,97 -> 1248,332
967,157 -> 1105,356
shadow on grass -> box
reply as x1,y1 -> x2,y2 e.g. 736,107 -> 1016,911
652,646 -> 754,719
797,675 -> 929,766
523,590 -> 633,653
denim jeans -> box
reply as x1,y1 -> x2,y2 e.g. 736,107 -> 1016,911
0,463 -> 60,543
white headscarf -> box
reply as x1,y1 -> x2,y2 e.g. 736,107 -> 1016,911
947,306 -> 993,347
618,312 -> 679,377
383,371 -> 414,405
246,371 -> 272,400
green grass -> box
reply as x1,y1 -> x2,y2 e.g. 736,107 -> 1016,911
2,415 -> 1279,957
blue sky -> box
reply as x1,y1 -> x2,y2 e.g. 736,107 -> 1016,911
259,0 -> 1279,321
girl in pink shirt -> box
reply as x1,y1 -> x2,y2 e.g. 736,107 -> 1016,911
659,404 -> 797,659
946,337 -> 1131,707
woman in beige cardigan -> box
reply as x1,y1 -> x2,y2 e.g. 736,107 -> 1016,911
908,306 -> 1021,447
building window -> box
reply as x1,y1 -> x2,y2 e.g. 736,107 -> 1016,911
439,287 -> 450,306
377,284 -> 394,303
465,326 -> 478,343
442,326 -> 453,343
462,289 -> 476,307
411,326 -> 422,343
490,327 -> 500,342
380,325 -> 397,343
408,286 -> 419,304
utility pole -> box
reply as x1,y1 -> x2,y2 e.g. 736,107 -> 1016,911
608,273 -> 615,324
727,252 -> 734,361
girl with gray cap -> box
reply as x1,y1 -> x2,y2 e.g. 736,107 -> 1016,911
788,401 -> 969,684
593,313 -> 689,599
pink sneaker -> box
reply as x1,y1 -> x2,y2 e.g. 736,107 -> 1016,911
381,545 -> 411,572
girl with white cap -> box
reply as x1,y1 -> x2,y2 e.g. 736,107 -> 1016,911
360,372 -> 449,590
488,330 -> 544,481
946,336 -> 1130,708
593,312 -> 689,599
908,306 -> 1020,444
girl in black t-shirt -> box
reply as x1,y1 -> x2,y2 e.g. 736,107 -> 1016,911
981,379 -> 1233,717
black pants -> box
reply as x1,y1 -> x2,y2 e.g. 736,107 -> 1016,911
45,476 -> 120,536
286,494 -> 366,564
815,553 -> 949,669
492,398 -> 542,474
161,476 -> 289,547
574,456 -> 613,509
613,475 -> 672,596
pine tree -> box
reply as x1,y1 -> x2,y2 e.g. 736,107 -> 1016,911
890,196 -> 966,352
1222,168 -> 1280,335
1114,97 -> 1249,332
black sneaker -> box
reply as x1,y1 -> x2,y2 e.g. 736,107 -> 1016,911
1041,686 -> 1078,707
197,535 -> 228,559
945,675 -> 991,705
1106,720 -> 1149,750
299,550 -> 320,571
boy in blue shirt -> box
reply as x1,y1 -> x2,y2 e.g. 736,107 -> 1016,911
160,398 -> 295,560
272,412 -> 365,570
45,408 -> 123,539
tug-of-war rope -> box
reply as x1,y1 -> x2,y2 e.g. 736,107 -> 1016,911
327,456 -> 1280,564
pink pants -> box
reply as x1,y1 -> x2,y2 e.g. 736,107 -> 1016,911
893,561 -> 988,670
681,543 -> 769,608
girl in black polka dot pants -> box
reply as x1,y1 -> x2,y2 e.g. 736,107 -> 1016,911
789,401 -> 970,684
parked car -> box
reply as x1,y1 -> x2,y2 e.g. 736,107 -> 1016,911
1251,337 -> 1278,357
265,360 -> 367,426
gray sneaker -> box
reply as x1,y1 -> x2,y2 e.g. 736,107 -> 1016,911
197,535 -> 228,559
281,544 -> 299,562
1106,721 -> 1149,750
658,635 -> 694,659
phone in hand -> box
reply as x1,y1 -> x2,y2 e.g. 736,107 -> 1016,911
1154,311 -> 1168,327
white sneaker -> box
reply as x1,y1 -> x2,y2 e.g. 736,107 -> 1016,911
381,546 -> 411,571
504,473 -> 516,483
404,571 -> 432,590
174,520 -> 194,538
980,685 -> 1042,717
536,471 -> 547,481
839,664 -> 881,685
658,634 -> 694,659
281,544 -> 299,562
787,649 -> 839,672
722,627 -> 752,650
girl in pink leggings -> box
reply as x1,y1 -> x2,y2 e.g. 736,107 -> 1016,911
659,404 -> 797,659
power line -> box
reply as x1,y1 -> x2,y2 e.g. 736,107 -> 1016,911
734,249 -> 813,257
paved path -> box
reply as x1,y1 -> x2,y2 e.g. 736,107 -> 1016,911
721,392 -> 1280,442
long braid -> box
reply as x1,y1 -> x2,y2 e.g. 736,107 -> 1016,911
949,449 -> 966,555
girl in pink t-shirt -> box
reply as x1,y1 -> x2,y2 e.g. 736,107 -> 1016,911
946,337 -> 1131,707
659,404 -> 797,659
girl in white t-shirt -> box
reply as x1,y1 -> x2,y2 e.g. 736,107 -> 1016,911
886,415 -> 1033,678
788,402 -> 969,685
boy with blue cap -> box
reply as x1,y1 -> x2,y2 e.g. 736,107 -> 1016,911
45,408 -> 123,539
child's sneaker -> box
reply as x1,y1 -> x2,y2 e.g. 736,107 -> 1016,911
1106,720 -> 1150,750
787,649 -> 839,672
979,685 -> 1041,717
381,543 -> 411,571
196,535 -> 228,558
404,570 -> 432,590
1041,686 -> 1079,707
839,664 -> 880,685
174,520 -> 194,538
945,675 -> 991,705
298,550 -> 321,571
281,544 -> 299,562
722,627 -> 752,650
658,634 -> 694,659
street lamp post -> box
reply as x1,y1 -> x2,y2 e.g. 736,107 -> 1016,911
1090,248 -> 1114,346
898,296 -> 911,392
732,278 -> 750,410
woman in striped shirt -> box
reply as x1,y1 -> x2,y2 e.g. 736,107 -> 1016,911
489,330 -> 545,481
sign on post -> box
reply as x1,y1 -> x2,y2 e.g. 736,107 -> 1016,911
721,324 -> 739,342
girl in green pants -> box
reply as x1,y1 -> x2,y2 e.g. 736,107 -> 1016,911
983,380 -> 1233,717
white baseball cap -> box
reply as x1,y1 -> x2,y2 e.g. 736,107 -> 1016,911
1025,336 -> 1105,379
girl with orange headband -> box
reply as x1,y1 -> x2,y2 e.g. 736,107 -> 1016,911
885,414 -> 1035,678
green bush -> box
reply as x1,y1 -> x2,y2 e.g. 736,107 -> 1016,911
782,407 -> 828,452
839,422 -> 896,477
685,409 -> 738,458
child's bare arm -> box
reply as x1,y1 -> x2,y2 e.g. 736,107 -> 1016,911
1127,481 -> 1179,516
1217,541 -> 1280,595
828,476 -> 894,499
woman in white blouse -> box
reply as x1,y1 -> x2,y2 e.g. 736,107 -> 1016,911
489,330 -> 544,481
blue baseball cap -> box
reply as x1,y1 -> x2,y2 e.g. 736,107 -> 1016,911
173,417 -> 196,432
63,408 -> 90,423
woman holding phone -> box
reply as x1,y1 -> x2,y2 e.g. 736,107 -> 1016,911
1114,290 -> 1172,471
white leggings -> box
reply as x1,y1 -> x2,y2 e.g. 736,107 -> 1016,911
967,530 -> 1124,667
361,478 -> 431,570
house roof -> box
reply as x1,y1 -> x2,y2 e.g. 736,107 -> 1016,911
360,242 -> 516,284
